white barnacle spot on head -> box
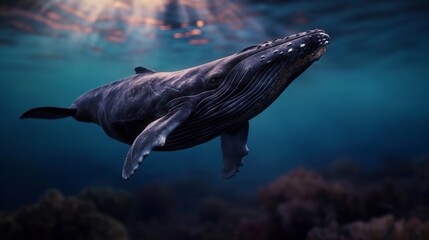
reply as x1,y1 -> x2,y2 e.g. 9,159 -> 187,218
300,43 -> 306,48
288,48 -> 293,53
158,136 -> 166,146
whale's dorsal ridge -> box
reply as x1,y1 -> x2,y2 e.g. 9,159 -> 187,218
238,44 -> 258,53
134,66 -> 156,75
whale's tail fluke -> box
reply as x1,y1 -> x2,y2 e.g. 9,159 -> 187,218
20,107 -> 76,120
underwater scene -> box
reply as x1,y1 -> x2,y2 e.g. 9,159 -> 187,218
1,0 -> 429,239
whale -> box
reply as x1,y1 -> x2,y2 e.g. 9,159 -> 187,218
21,29 -> 330,180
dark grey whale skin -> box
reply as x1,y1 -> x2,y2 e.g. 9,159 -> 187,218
21,29 -> 330,180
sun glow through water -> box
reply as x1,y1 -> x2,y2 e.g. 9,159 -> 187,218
0,0 -> 267,58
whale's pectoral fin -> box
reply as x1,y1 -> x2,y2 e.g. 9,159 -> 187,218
221,121 -> 249,179
122,104 -> 192,180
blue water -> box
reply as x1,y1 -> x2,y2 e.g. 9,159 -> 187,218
1,0 -> 429,208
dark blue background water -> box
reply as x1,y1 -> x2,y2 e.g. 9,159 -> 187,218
1,0 -> 428,209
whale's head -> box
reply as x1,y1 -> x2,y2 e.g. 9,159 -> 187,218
193,29 -> 330,122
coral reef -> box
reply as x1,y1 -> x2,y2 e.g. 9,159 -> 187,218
133,183 -> 175,222
0,190 -> 128,240
127,183 -> 258,240
79,187 -> 133,222
257,168 -> 365,239
1,157 -> 428,240
235,157 -> 429,240
307,215 -> 429,240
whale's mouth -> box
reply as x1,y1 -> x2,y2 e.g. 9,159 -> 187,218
314,46 -> 327,61
314,32 -> 330,61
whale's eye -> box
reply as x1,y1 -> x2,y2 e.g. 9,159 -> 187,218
207,76 -> 223,89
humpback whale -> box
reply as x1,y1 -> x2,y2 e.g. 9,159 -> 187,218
21,29 -> 330,179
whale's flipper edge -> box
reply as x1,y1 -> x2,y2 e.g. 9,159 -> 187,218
20,107 -> 76,120
221,121 -> 249,179
122,104 -> 192,180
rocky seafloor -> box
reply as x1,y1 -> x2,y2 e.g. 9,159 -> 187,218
1,157 -> 429,240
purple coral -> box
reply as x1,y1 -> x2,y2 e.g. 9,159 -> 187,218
0,190 -> 128,240
258,169 -> 332,239
308,215 -> 429,240
79,187 -> 133,222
